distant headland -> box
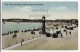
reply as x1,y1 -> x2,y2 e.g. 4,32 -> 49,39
2,18 -> 78,24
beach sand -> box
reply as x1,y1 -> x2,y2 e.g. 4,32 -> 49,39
2,31 -> 41,49
11,27 -> 78,50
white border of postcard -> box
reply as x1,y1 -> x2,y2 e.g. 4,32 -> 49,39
1,0 -> 80,52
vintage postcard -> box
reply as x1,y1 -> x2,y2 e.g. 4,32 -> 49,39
2,2 -> 78,50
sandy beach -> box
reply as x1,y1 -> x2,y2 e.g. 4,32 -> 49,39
12,27 -> 78,50
2,27 -> 78,50
2,31 -> 42,49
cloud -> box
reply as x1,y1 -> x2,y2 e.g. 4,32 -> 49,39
14,6 -> 33,12
51,6 -> 67,10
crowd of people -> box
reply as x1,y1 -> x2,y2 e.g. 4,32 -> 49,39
45,23 -> 77,38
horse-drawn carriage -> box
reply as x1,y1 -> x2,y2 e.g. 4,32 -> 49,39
56,30 -> 61,34
46,32 -> 51,37
52,30 -> 61,38
52,33 -> 58,38
31,30 -> 35,35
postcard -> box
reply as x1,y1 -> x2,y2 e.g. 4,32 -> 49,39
2,2 -> 78,50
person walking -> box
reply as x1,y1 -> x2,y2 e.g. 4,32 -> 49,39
69,31 -> 71,35
61,32 -> 63,38
66,30 -> 67,35
22,38 -> 24,42
21,38 -> 24,46
21,41 -> 22,46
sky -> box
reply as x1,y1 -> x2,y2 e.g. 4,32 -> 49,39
2,2 -> 78,20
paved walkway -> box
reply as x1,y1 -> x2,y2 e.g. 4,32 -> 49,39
3,36 -> 45,50
12,27 -> 78,50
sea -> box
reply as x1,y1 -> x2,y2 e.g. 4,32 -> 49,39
2,22 -> 42,34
